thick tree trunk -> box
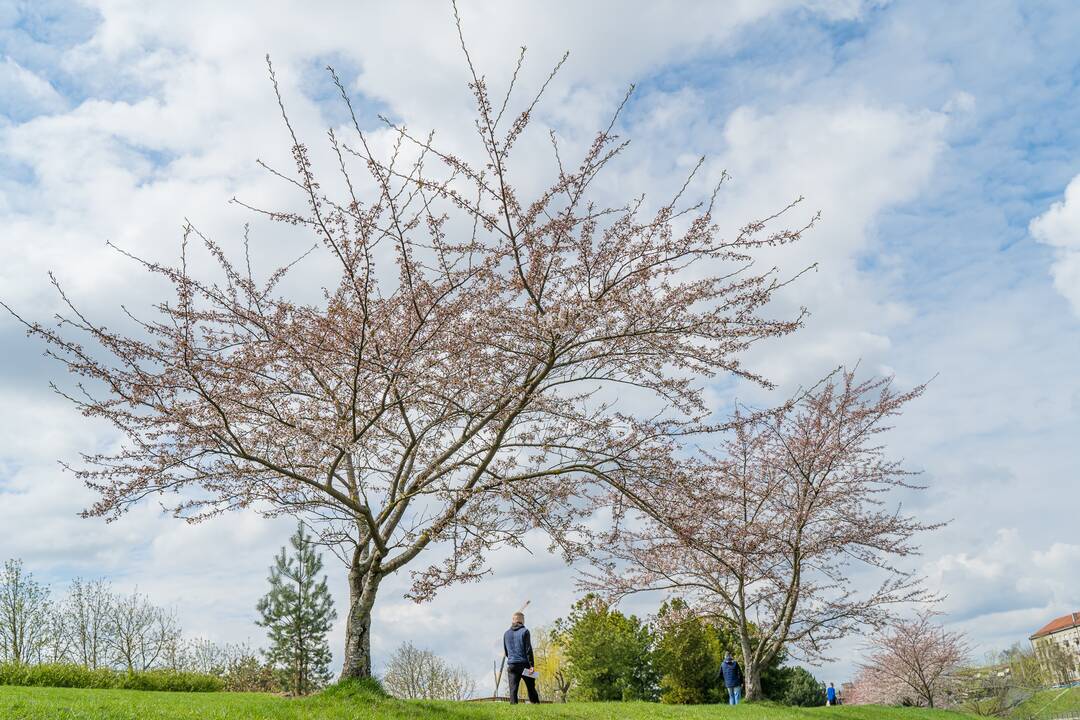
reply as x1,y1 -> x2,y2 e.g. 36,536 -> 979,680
743,662 -> 763,700
339,562 -> 382,680
736,629 -> 764,701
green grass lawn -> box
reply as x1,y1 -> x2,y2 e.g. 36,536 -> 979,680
1008,686 -> 1080,719
0,683 -> 976,720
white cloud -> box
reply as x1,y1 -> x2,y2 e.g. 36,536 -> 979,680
1031,174 -> 1080,317
925,529 -> 1080,653
0,57 -> 65,120
715,102 -> 946,388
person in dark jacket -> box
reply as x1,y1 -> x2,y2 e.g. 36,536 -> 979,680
719,652 -> 744,705
503,612 -> 540,704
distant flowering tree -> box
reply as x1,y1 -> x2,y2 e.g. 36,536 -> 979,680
587,371 -> 940,699
855,611 -> 969,708
844,670 -> 877,706
2,8 -> 815,679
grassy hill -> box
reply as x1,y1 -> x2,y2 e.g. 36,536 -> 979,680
0,682 -> 976,720
1008,686 -> 1080,719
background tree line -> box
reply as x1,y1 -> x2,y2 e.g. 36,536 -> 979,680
546,595 -> 829,705
1,523 -> 336,696
0,557 -> 274,691
381,593 -> 830,705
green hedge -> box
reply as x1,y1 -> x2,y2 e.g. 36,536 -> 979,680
0,663 -> 224,692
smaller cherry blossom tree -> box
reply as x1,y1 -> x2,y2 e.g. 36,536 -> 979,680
856,610 -> 969,708
587,371 -> 941,699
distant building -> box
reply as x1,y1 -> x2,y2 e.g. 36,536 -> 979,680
1030,611 -> 1080,685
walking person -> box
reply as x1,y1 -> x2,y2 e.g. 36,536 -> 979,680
826,682 -> 837,706
503,611 -> 540,704
719,652 -> 744,705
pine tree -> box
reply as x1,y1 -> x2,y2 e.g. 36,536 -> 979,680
256,523 -> 337,695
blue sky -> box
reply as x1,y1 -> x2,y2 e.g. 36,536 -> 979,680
2,0 -> 1079,687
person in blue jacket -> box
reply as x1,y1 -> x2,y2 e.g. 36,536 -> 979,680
503,612 -> 540,704
826,682 -> 837,705
719,652 -> 744,705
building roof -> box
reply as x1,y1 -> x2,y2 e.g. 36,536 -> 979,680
1030,611 -> 1080,640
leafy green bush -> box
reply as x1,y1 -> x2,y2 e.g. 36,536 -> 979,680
763,665 -> 825,706
221,655 -> 280,693
554,595 -> 658,702
654,605 -> 715,704
0,663 -> 223,692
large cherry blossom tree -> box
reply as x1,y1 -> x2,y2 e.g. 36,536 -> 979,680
3,14 -> 815,677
